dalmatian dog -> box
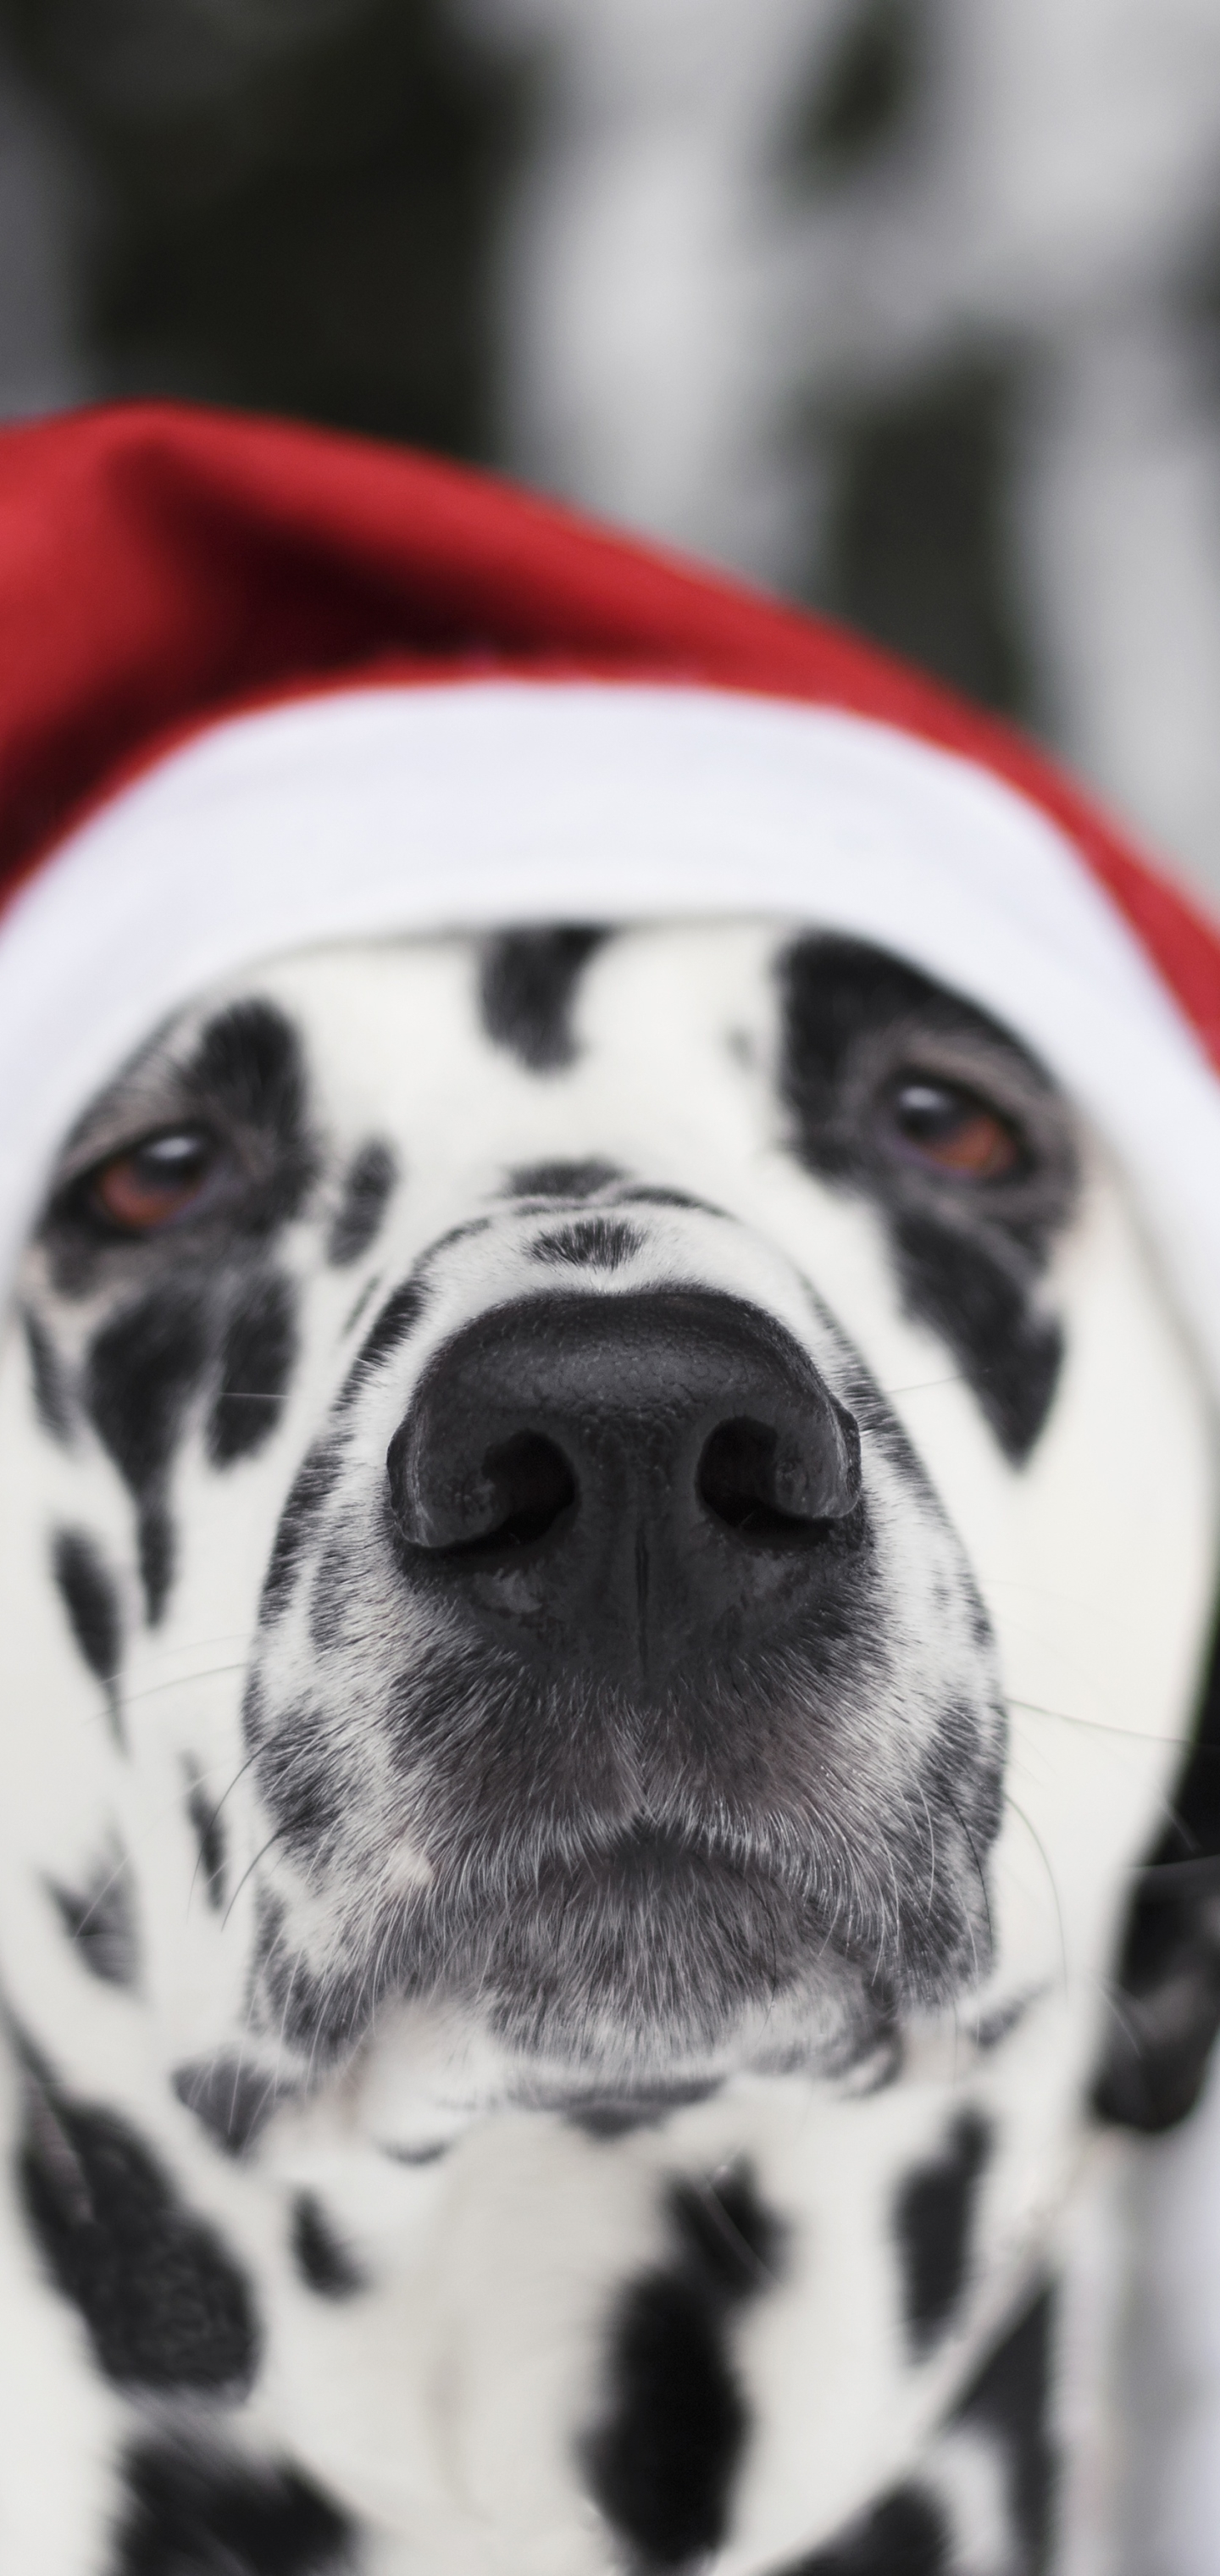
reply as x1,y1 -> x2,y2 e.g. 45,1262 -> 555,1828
2,910 -> 1217,2576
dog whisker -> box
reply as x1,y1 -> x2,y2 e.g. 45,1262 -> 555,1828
221,1828 -> 290,1934
119,1659 -> 251,1710
1009,1696 -> 1215,1757
1003,1795 -> 1068,1990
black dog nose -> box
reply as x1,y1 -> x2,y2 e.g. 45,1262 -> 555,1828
386,1290 -> 862,1677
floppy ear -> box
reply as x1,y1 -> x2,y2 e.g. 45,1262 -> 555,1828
1095,1599 -> 1220,2132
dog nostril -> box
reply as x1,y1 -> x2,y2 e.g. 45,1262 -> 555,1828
697,1416 -> 856,1538
476,1432 -> 577,1550
698,1418 -> 806,1536
388,1418 -> 576,1554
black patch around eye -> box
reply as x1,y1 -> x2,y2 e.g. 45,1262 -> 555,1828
208,1271 -> 299,1466
532,1219 -> 645,1271
584,2163 -> 785,2568
19,2077 -> 258,2389
49,1857 -> 137,1989
895,2110 -> 991,2356
172,2055 -> 283,2157
328,1139 -> 398,1266
185,1769 -> 226,1911
291,2191 -> 365,2299
113,2435 -> 351,2576
24,1309 -> 71,1441
260,1440 -> 346,1622
87,1287 -> 208,1496
186,1000 -> 316,1225
53,1530 -> 121,1728
780,937 -> 1072,1463
480,926 -> 609,1070
42,1003 -> 318,1304
507,1158 -> 624,1200
892,1211 -> 1063,1463
779,2484 -> 949,2574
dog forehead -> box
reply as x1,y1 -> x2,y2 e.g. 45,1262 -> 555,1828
251,919 -> 783,1151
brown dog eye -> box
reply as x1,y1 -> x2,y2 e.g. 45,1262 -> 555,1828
89,1130 -> 219,1233
884,1079 -> 1024,1181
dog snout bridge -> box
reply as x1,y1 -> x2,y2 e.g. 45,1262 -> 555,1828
385,1289 -> 862,1681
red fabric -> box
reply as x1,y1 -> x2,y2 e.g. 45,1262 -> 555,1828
4,397 -> 1220,1065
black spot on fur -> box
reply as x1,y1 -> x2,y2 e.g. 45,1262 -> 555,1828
788,0 -> 921,179
533,1219 -> 645,1271
23,1308 -> 71,1441
782,2486 -> 948,2574
86,1286 -> 208,1619
113,2434 -> 351,2576
186,999 -> 317,1229
338,1277 -> 429,1407
260,1440 -> 345,1621
895,2111 -> 991,2354
53,1530 -> 121,1732
185,1770 -> 226,1911
19,2077 -> 258,2388
585,2164 -> 785,2568
291,2191 -> 364,2299
49,1856 -> 137,1988
172,2056 -> 283,2157
480,926 -> 608,1070
253,1691 -> 347,1852
955,2284 -> 1056,2571
208,1272 -> 299,1465
780,937 -> 1075,1462
1096,1595 -> 1220,2129
570,2079 -> 720,2139
893,1211 -> 1062,1461
329,1140 -> 398,1266
974,1992 -> 1036,2051
138,1505 -> 175,1627
87,1289 -> 208,1494
507,1158 -> 624,1200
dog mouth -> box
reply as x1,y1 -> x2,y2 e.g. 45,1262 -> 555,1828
337,1818 -> 898,2085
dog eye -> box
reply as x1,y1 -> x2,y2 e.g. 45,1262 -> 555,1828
883,1078 -> 1024,1181
86,1130 -> 220,1233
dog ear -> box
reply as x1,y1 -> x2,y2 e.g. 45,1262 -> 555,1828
1095,1598 -> 1220,2132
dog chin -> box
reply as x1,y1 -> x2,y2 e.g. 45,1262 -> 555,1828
261,1835 -> 942,2149
350,1956 -> 898,2159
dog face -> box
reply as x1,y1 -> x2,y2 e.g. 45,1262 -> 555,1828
4,919 -> 1215,2153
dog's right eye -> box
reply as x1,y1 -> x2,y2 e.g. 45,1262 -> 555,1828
883,1077 -> 1026,1182
84,1130 -> 221,1234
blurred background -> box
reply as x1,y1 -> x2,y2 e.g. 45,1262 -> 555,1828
3,0 -> 1220,900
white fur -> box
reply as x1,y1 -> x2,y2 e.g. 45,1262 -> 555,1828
0,920 -> 1214,2570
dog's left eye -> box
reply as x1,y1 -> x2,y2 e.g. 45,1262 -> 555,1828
86,1130 -> 220,1233
883,1078 -> 1024,1181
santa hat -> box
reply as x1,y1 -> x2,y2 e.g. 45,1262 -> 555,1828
3,398 -> 1220,1399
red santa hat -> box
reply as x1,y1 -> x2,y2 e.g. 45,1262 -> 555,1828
3,397 -> 1220,1387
